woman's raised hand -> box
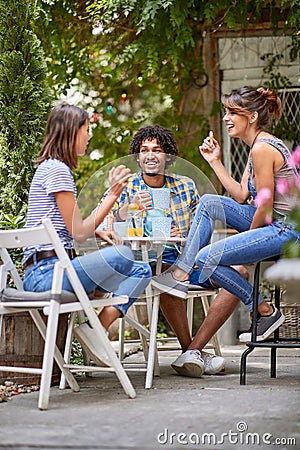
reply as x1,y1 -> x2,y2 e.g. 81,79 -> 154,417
108,165 -> 131,196
198,132 -> 221,165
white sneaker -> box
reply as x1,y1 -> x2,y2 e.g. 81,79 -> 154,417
201,351 -> 225,375
73,323 -> 110,367
171,350 -> 205,378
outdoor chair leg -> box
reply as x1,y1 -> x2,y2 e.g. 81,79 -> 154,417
134,304 -> 149,360
38,300 -> 60,410
240,346 -> 254,385
270,285 -> 281,378
30,309 -> 80,393
270,347 -> 277,378
118,317 -> 125,361
59,312 -> 77,389
145,292 -> 160,389
239,257 -> 291,385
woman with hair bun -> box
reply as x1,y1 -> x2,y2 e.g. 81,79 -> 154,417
152,86 -> 300,372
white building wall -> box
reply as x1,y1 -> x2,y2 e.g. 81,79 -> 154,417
218,36 -> 300,178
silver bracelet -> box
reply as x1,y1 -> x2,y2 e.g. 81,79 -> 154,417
113,208 -> 125,222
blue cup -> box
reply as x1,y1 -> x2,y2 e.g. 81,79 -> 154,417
151,216 -> 172,238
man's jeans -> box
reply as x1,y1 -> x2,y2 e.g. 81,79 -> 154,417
24,244 -> 152,316
176,194 -> 300,311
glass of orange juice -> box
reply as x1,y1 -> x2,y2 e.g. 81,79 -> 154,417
126,211 -> 143,237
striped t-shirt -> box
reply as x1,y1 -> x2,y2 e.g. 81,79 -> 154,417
23,159 -> 76,264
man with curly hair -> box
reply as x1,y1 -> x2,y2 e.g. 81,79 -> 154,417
114,124 -> 198,245
111,124 -> 246,377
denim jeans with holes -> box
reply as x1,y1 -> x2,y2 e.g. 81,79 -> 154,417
175,194 -> 300,311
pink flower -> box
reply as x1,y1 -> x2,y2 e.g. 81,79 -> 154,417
92,113 -> 99,123
276,178 -> 290,195
253,188 -> 272,207
288,145 -> 300,168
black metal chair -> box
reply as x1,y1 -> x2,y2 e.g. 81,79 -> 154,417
240,256 -> 300,385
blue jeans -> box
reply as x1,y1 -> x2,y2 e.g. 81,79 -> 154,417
23,245 -> 152,316
176,194 -> 300,311
136,246 -> 214,289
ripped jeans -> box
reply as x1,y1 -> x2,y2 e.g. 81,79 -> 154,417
176,194 -> 300,311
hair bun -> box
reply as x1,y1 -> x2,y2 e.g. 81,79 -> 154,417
257,86 -> 281,120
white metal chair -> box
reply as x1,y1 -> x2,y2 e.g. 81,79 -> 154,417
0,219 -> 136,410
74,236 -> 161,386
118,296 -> 150,364
119,287 -> 221,352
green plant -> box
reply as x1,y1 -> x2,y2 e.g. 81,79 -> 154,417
123,329 -> 132,340
0,0 -> 52,220
156,312 -> 169,339
70,339 -> 84,366
36,1 -> 299,172
0,213 -> 26,277
0,213 -> 26,229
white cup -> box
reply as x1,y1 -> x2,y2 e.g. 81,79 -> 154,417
113,221 -> 128,238
151,216 -> 172,238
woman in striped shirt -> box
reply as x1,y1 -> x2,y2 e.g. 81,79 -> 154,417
23,103 -> 151,360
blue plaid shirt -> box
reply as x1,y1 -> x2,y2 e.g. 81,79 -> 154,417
113,171 -> 200,237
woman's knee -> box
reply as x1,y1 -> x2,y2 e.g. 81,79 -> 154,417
201,193 -> 217,204
113,296 -> 137,316
197,194 -> 225,222
197,194 -> 217,213
101,244 -> 134,273
113,244 -> 134,262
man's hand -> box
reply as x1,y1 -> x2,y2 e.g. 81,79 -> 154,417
132,191 -> 153,210
170,225 -> 182,238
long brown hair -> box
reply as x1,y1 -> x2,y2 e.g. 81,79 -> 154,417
222,86 -> 282,129
36,103 -> 88,169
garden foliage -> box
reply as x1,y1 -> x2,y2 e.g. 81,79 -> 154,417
0,0 -> 52,220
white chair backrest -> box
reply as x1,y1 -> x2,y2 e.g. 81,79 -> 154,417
0,219 -> 70,291
0,219 -> 70,261
1,218 -> 75,290
0,223 -> 51,249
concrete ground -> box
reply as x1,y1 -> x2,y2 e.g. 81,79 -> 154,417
1,344 -> 299,450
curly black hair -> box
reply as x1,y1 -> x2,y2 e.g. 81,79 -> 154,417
129,124 -> 178,167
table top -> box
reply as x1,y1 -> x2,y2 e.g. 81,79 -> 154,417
75,235 -> 186,253
122,236 -> 186,243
